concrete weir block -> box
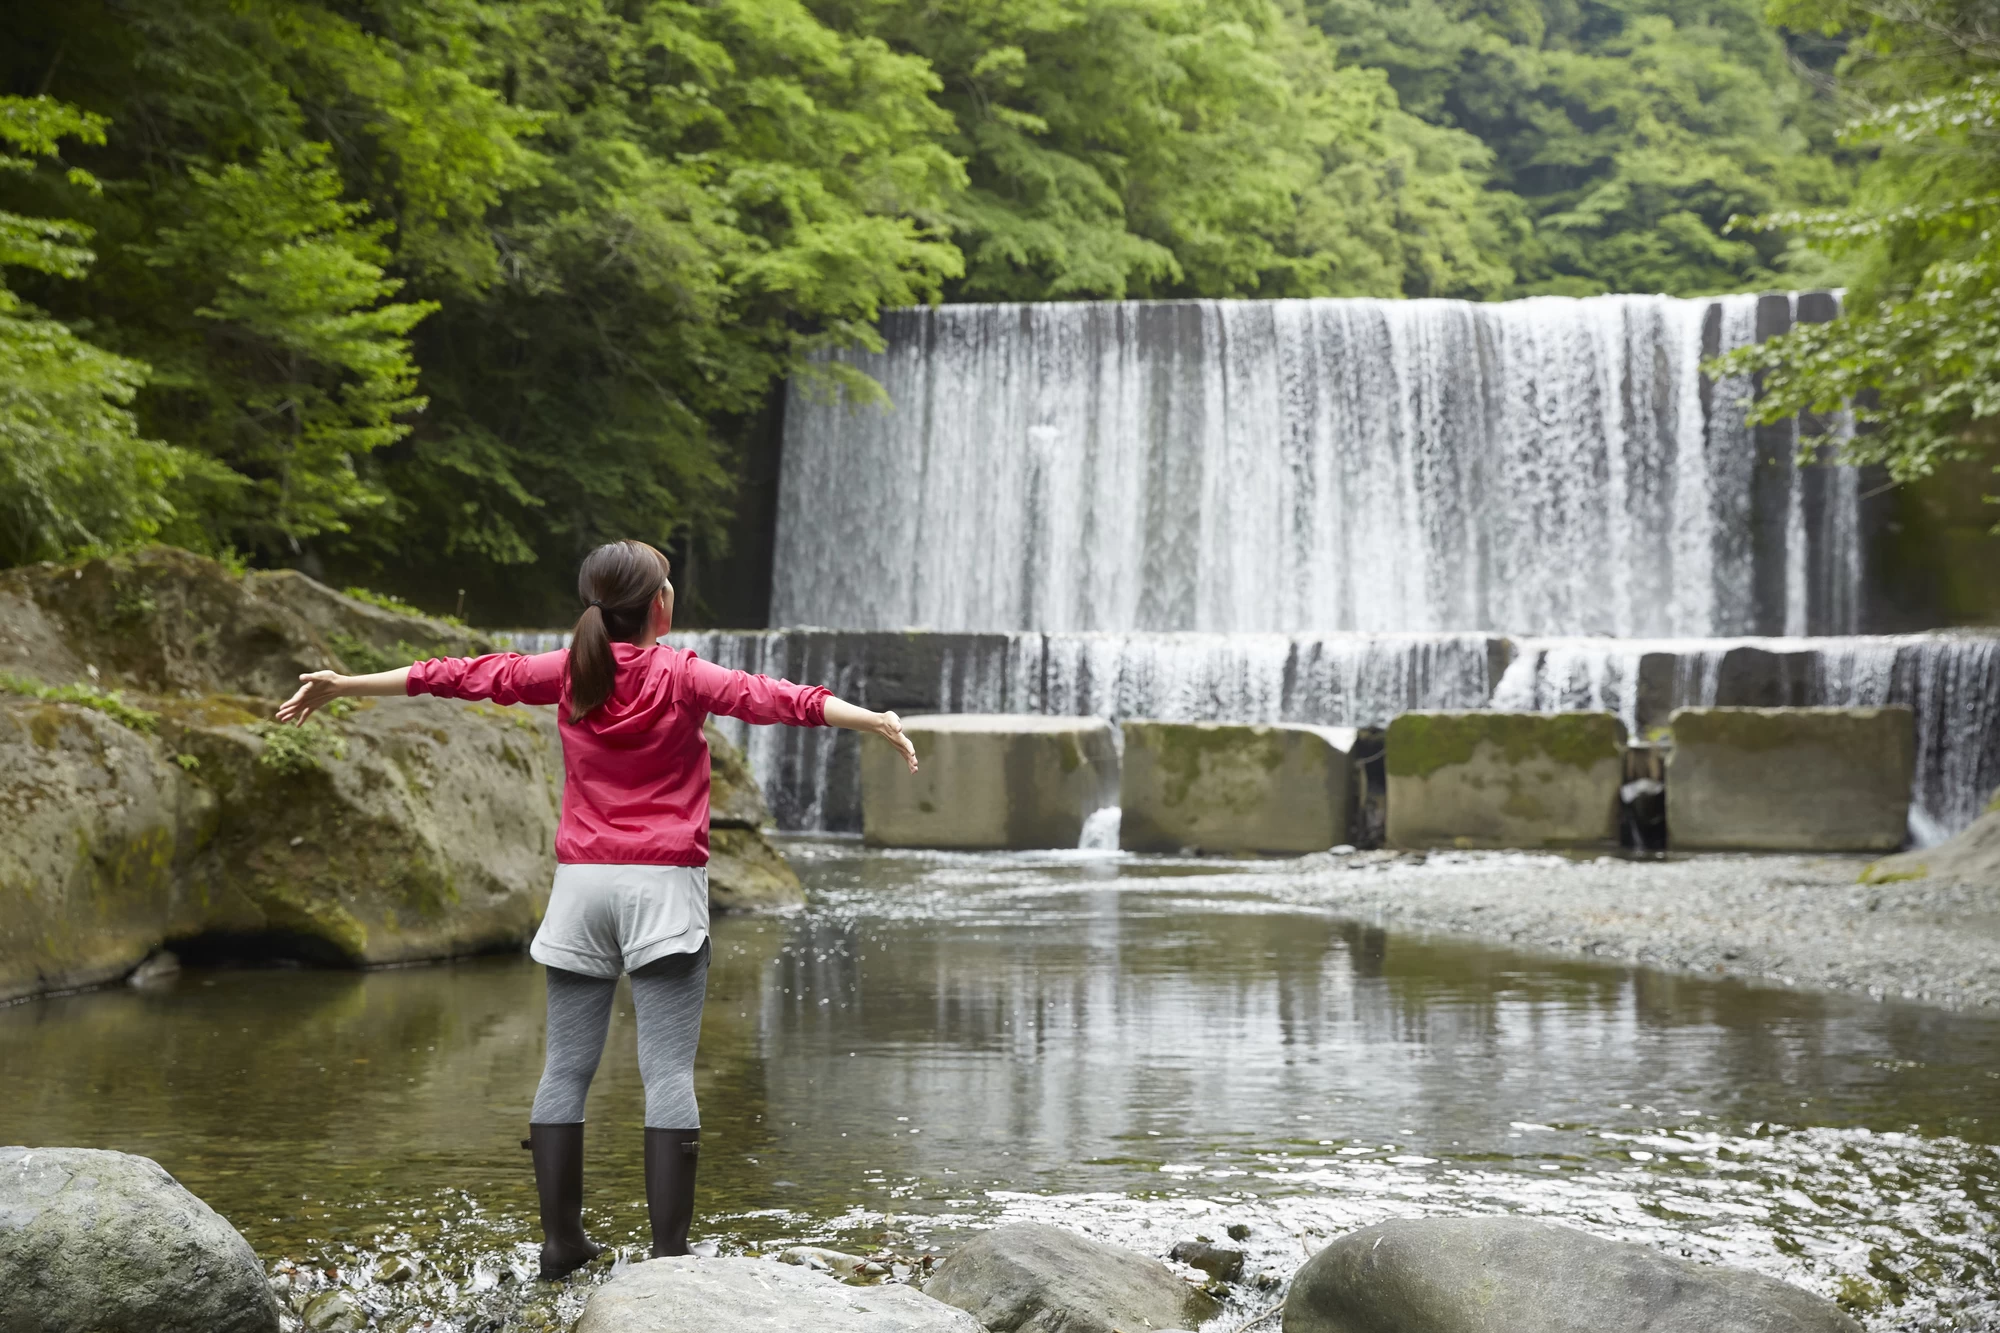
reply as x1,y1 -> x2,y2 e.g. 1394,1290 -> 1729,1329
1386,711 -> 1626,850
1119,720 -> 1354,854
1667,706 -> 1914,851
861,715 -> 1119,850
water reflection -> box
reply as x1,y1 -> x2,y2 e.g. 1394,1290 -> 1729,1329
2,841 -> 1996,1331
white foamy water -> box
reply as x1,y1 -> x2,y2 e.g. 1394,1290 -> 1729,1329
774,294 -> 1860,637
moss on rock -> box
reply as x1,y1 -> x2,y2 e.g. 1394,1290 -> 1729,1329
1386,711 -> 1623,780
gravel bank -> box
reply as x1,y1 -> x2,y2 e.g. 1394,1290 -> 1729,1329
1274,850 -> 2000,1010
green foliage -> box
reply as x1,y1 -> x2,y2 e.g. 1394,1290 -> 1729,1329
359,0 -> 968,602
138,142 -> 438,548
325,630 -> 455,675
1308,0 -> 1847,295
0,95 -> 207,566
2,0 -> 1861,609
0,668 -> 161,732
250,716 -> 348,775
824,0 -> 1517,299
1709,1 -> 2000,498
341,584 -> 460,625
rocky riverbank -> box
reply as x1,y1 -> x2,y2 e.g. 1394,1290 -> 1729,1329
0,547 -> 802,1003
1273,833 -> 2000,1010
1,1149 -> 1869,1333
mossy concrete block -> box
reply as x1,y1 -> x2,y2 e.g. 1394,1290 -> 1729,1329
1119,720 -> 1353,854
1385,711 -> 1626,850
1667,706 -> 1914,851
861,715 -> 1118,850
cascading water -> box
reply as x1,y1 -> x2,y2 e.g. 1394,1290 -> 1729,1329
493,292 -> 1998,844
774,294 -> 1862,637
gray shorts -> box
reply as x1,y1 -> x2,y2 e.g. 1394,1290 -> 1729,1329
529,863 -> 710,977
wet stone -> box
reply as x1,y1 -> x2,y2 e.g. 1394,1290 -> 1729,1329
300,1289 -> 368,1333
924,1222 -> 1218,1333
1283,1217 -> 1862,1333
0,1145 -> 279,1333
574,1255 -> 982,1332
1168,1238 -> 1244,1282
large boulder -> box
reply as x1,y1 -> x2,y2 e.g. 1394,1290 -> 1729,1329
924,1222 -> 1217,1333
0,1145 -> 279,1333
1282,1218 -> 1860,1333
574,1256 -> 983,1332
862,716 -> 1119,850
0,699 -> 218,1001
0,545 -> 486,699
1667,707 -> 1914,852
1385,712 -> 1626,850
0,548 -> 803,1000
1119,721 -> 1354,854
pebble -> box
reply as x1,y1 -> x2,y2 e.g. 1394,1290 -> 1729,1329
1280,851 -> 2000,1009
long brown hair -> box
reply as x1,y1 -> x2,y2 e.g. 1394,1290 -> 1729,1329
567,540 -> 670,721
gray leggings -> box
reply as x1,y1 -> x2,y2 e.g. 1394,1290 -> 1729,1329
530,942 -> 709,1129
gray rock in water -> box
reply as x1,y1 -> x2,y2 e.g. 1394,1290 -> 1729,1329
1169,1238 -> 1245,1281
1283,1218 -> 1862,1333
574,1256 -> 983,1332
0,1146 -> 279,1333
925,1221 -> 1218,1333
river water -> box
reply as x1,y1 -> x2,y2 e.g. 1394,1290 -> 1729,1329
5,841 -> 1997,1331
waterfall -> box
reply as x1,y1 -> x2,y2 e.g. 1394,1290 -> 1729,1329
774,294 -> 1863,637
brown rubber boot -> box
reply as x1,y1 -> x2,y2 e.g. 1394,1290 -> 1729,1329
524,1122 -> 604,1280
644,1127 -> 700,1257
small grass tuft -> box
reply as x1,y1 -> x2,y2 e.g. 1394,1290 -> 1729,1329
251,717 -> 348,775
343,586 -> 467,628
0,670 -> 159,733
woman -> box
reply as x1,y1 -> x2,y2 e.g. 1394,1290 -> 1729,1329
276,540 -> 917,1279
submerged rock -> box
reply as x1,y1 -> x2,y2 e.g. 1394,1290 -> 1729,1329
924,1221 -> 1218,1333
1282,1217 -> 1862,1333
0,1145 -> 279,1333
0,547 -> 802,1001
1168,1237 -> 1245,1281
574,1255 -> 982,1332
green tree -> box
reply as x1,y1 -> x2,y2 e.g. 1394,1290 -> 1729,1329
0,95 -> 198,566
1711,0 -> 2000,502
819,0 -> 1518,300
1309,0 -> 1848,294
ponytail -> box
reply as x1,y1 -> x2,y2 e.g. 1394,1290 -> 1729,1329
566,540 -> 672,722
566,603 -> 615,722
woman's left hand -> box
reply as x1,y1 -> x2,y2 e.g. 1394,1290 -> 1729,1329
277,671 -> 350,725
877,710 -> 919,773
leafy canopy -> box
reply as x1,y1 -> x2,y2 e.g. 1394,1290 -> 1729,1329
1709,0 -> 2000,498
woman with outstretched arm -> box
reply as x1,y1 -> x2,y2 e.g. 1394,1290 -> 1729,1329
275,540 -> 916,1280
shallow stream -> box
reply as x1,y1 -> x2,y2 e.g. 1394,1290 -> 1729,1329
5,841 -> 1997,1331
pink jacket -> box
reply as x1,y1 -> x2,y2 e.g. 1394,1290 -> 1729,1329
407,643 -> 828,866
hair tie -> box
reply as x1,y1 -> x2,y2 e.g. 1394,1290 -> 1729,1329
588,599 -> 603,609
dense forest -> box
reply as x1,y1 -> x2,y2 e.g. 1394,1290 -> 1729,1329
0,0 -> 1989,622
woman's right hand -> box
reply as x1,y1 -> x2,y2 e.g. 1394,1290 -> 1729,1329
877,710 -> 919,773
276,670 -> 350,725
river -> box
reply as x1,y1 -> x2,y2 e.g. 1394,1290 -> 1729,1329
4,840 -> 1996,1331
